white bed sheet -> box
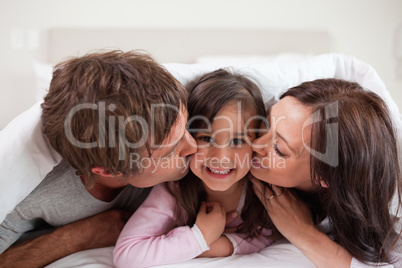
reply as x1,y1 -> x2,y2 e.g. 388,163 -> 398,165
47,240 -> 315,268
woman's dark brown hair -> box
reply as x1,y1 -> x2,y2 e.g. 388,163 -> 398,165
41,50 -> 187,187
165,68 -> 273,239
281,78 -> 401,264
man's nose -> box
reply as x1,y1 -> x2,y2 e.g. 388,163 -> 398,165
178,130 -> 197,157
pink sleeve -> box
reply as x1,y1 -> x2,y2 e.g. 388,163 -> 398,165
113,184 -> 206,268
224,228 -> 274,255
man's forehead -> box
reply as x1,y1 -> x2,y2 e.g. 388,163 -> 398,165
150,106 -> 186,148
167,106 -> 187,137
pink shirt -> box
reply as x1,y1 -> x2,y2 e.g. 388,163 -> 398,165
113,184 -> 273,267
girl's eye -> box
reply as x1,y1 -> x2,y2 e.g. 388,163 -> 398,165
273,143 -> 286,157
230,138 -> 245,146
198,136 -> 213,143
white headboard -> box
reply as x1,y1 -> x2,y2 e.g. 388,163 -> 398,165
47,28 -> 331,63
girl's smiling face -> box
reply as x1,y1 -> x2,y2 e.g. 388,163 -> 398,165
190,102 -> 257,191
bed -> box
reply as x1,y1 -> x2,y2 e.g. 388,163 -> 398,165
1,28 -> 401,267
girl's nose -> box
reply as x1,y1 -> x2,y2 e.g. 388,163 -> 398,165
210,145 -> 232,160
208,146 -> 232,169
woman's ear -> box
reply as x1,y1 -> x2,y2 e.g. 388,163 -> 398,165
314,176 -> 328,188
91,167 -> 123,177
319,178 -> 328,188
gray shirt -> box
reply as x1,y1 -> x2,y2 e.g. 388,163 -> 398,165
0,161 -> 150,254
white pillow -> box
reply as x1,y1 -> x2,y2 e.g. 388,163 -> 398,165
0,102 -> 62,222
1,53 -> 401,223
32,61 -> 53,101
195,53 -> 313,65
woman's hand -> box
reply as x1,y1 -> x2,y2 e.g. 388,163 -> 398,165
250,177 -> 315,244
250,177 -> 353,267
195,201 -> 226,246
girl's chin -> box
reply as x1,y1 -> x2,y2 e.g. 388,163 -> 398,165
205,185 -> 232,192
201,180 -> 235,192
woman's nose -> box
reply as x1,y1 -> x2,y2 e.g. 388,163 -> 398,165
252,133 -> 269,157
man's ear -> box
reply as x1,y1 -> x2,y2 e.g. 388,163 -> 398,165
91,167 -> 123,177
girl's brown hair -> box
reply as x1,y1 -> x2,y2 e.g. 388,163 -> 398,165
165,68 -> 273,239
281,78 -> 401,264
41,50 -> 187,187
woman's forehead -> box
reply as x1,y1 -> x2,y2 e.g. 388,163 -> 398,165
270,97 -> 311,123
271,97 -> 312,152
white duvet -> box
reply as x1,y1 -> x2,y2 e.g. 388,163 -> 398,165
1,53 -> 401,267
47,241 -> 315,268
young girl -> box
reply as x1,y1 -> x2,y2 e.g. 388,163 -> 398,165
113,68 -> 273,267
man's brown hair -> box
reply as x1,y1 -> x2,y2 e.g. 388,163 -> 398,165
41,50 -> 187,186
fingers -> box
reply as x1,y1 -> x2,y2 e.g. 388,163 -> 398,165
224,227 -> 237,233
214,202 -> 226,216
250,176 -> 286,199
250,176 -> 264,193
203,201 -> 225,215
250,177 -> 272,199
271,184 -> 286,197
250,177 -> 273,208
199,201 -> 207,214
205,201 -> 215,213
225,211 -> 239,225
250,177 -> 290,211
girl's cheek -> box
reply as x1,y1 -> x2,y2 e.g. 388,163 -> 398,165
190,150 -> 205,171
189,154 -> 198,172
235,151 -> 252,168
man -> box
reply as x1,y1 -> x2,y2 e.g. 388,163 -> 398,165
0,50 -> 203,267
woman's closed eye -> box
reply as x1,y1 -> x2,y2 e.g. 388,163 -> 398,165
273,143 -> 286,157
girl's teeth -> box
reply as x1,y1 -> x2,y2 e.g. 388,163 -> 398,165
209,168 -> 231,175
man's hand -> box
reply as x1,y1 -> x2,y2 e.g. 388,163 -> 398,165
0,209 -> 131,268
72,209 -> 132,250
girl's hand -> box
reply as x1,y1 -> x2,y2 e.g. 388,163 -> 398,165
250,177 -> 315,244
195,201 -> 226,246
197,236 -> 234,257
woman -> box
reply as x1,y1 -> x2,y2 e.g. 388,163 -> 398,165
250,78 -> 401,267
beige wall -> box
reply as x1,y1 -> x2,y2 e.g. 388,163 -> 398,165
0,0 -> 401,129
